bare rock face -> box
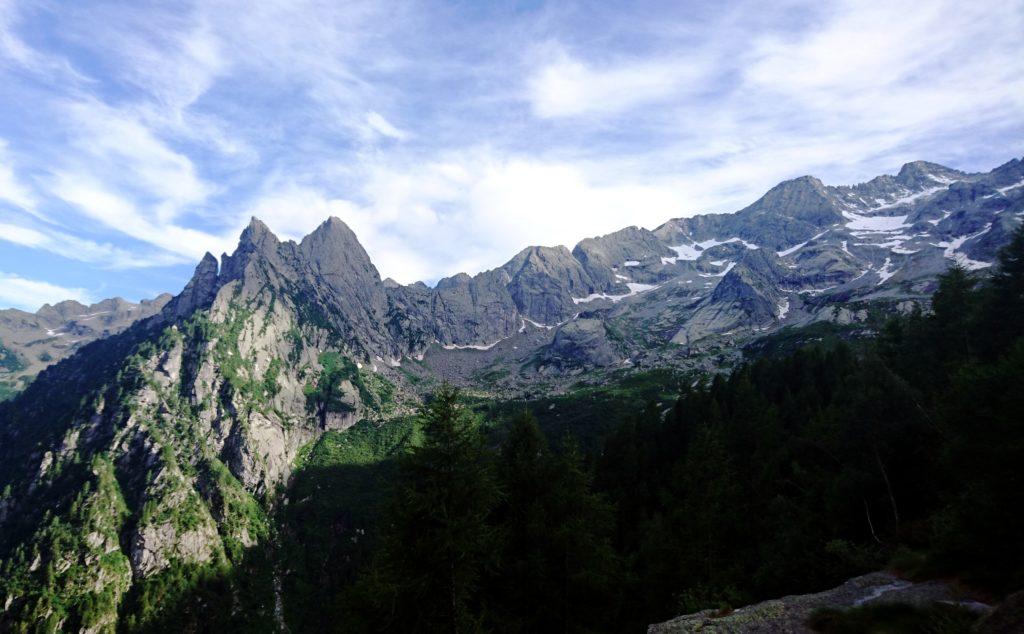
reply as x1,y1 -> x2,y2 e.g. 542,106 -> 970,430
573,226 -> 676,288
542,318 -> 620,370
130,519 -> 222,578
648,571 -> 990,633
503,245 -> 600,324
975,589 -> 1024,634
671,250 -> 787,346
171,253 -> 220,318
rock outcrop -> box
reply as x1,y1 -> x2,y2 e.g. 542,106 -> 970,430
648,571 -> 991,633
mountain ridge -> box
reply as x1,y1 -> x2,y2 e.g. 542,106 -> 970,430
0,155 -> 1021,630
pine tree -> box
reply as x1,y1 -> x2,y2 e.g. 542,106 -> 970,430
979,223 -> 1024,359
492,413 -> 620,633
360,384 -> 499,633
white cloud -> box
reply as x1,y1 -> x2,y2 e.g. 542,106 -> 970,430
365,111 -> 408,140
51,173 -> 232,261
0,221 -> 184,269
245,184 -> 363,242
0,271 -> 93,312
0,0 -> 86,81
526,49 -> 704,119
741,0 -> 1024,134
0,139 -> 36,212
0,222 -> 47,247
258,150 -> 692,285
63,99 -> 214,221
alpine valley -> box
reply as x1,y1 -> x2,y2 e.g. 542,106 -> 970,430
2,156 -> 1024,633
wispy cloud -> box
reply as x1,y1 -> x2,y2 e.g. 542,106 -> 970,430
0,143 -> 36,213
365,111 -> 408,141
0,221 -> 184,269
526,47 -> 707,119
0,271 -> 93,312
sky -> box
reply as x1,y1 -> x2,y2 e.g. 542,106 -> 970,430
0,0 -> 1022,311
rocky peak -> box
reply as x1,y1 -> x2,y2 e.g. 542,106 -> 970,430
219,218 -> 282,283
299,216 -> 382,285
987,156 -> 1024,188
895,160 -> 962,187
169,252 -> 221,318
36,300 -> 89,323
435,272 -> 473,290
237,217 -> 278,250
739,175 -> 842,226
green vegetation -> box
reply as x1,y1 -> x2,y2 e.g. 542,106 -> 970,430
0,379 -> 19,401
0,310 -> 281,632
480,367 -> 689,452
0,340 -> 25,373
0,456 -> 132,632
2,228 -> 1022,632
280,417 -> 421,631
305,351 -> 398,418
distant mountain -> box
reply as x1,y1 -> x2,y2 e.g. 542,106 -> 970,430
0,156 -> 1021,630
0,295 -> 172,400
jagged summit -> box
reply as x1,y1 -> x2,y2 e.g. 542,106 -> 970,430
299,216 -> 382,282
237,216 -> 278,248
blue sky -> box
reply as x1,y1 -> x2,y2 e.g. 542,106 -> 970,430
0,0 -> 1022,311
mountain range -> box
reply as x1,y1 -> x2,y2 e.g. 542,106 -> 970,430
0,155 -> 1022,631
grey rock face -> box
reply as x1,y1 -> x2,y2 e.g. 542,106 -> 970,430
671,250 -> 787,346
573,226 -> 676,287
170,253 -> 220,318
542,318 -> 620,370
648,571 -> 989,633
503,245 -> 598,324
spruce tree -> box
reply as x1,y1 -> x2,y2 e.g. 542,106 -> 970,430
361,384 -> 499,633
492,413 -> 620,633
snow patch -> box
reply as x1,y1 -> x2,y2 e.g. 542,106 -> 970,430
523,317 -> 557,330
876,258 -> 898,285
777,298 -> 790,320
623,260 -> 641,267
777,231 -> 828,257
667,237 -> 758,261
853,581 -> 912,606
843,211 -> 910,232
933,224 -> 994,270
699,262 -> 736,278
573,282 -> 660,304
997,178 -> 1024,194
868,185 -> 946,211
442,340 -> 501,351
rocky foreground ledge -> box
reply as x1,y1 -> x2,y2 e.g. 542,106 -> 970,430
648,571 -> 998,633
